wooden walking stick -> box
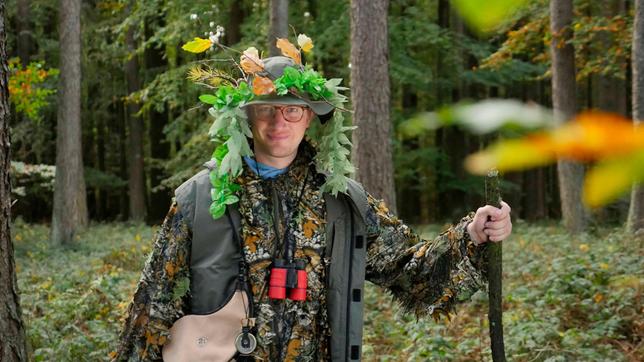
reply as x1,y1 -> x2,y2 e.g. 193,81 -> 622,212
486,169 -> 506,361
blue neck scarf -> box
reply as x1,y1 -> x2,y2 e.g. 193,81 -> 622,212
243,156 -> 289,179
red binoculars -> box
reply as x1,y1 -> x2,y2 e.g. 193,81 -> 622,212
268,259 -> 307,301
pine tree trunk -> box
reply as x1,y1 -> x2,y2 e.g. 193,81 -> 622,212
550,0 -> 586,233
268,0 -> 288,56
0,3 -> 29,360
628,0 -> 644,234
125,5 -> 146,221
350,0 -> 397,212
51,0 -> 88,244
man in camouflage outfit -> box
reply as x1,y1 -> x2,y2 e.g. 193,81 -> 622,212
113,54 -> 512,361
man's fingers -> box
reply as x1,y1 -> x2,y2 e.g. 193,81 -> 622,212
485,228 -> 507,238
484,221 -> 507,230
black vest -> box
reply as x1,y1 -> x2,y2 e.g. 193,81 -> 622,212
174,164 -> 370,361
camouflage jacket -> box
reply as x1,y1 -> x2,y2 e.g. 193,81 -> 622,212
112,145 -> 488,361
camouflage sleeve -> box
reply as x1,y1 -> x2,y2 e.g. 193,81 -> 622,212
111,201 -> 192,361
364,195 -> 488,320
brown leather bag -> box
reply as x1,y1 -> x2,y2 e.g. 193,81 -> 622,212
162,290 -> 249,362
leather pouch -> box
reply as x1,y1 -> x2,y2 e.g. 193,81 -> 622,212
162,289 -> 249,362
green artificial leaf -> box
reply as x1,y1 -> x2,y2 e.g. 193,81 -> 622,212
219,152 -> 232,177
239,117 -> 253,138
199,94 -> 218,105
209,201 -> 226,219
223,195 -> 240,205
214,143 -> 228,163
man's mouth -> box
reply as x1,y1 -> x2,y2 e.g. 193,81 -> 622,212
268,133 -> 289,141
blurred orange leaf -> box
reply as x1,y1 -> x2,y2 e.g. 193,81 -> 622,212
466,112 -> 644,175
181,37 -> 212,53
276,38 -> 301,64
252,76 -> 275,96
465,111 -> 644,207
240,47 -> 264,74
551,112 -> 644,160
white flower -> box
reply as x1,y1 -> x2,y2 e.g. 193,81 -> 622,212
209,21 -> 215,27
190,13 -> 198,20
304,11 -> 310,17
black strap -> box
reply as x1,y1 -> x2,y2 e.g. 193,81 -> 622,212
225,208 -> 254,318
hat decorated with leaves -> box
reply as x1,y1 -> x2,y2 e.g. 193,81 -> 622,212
182,34 -> 354,220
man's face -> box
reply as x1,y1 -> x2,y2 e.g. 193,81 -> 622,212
248,104 -> 314,167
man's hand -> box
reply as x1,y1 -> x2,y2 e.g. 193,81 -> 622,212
467,201 -> 512,245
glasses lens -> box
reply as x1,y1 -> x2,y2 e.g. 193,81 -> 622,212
282,106 -> 304,122
254,105 -> 274,120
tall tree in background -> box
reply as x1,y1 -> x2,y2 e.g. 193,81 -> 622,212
268,0 -> 288,56
16,0 -> 32,64
125,2 -> 146,221
628,0 -> 644,233
51,0 -> 88,244
550,0 -> 585,233
0,2 -> 29,360
350,0 -> 397,212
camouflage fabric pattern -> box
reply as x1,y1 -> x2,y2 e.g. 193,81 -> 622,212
112,143 -> 488,361
112,202 -> 192,361
235,142 -> 331,361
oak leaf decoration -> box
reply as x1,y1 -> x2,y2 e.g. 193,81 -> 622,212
240,47 -> 264,74
276,38 -> 301,64
252,76 -> 275,96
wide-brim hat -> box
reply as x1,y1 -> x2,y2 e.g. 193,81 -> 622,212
241,56 -> 335,121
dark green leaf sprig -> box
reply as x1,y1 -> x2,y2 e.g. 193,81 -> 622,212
274,66 -> 333,101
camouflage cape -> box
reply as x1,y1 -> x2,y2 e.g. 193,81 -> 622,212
112,143 -> 489,361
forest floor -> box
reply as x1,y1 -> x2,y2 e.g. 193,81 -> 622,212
11,219 -> 642,361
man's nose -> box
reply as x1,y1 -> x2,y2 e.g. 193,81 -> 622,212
271,109 -> 288,125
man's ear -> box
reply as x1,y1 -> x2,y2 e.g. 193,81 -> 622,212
305,109 -> 315,127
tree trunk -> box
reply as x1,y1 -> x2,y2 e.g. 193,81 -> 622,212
16,0 -> 32,64
51,0 -> 88,244
350,0 -> 396,213
628,0 -> 644,233
125,5 -> 146,221
0,3 -> 29,360
145,22 -> 170,224
226,0 -> 245,45
550,0 -> 586,233
118,101 -> 129,220
268,0 -> 288,56
596,0 -> 628,116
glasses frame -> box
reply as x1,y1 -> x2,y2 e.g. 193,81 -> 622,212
250,104 -> 309,123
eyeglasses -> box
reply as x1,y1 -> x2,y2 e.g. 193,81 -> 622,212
250,105 -> 309,123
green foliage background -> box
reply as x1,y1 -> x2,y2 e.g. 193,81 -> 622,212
12,221 -> 641,360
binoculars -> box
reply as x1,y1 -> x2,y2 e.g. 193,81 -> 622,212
268,259 -> 307,301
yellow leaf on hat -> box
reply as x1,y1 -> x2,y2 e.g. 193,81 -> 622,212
181,37 -> 213,53
252,76 -> 275,96
297,34 -> 314,53
240,47 -> 264,74
276,38 -> 301,64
